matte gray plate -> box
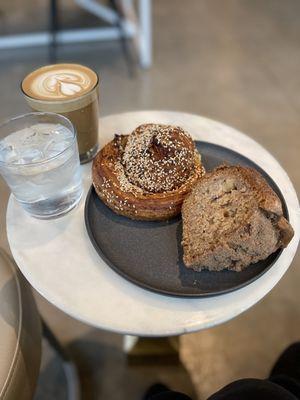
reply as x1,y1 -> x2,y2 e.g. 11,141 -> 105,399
85,142 -> 288,297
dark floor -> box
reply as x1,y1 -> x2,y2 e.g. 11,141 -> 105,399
0,1 -> 299,399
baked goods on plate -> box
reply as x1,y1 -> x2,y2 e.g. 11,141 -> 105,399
92,123 -> 205,220
86,141 -> 294,296
182,165 -> 294,272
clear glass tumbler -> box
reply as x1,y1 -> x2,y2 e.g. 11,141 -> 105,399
0,112 -> 83,219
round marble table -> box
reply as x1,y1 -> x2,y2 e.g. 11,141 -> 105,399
6,111 -> 300,337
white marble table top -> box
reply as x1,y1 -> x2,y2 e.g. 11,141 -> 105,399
6,111 -> 300,336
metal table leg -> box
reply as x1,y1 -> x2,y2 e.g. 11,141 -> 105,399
49,0 -> 59,63
123,335 -> 180,364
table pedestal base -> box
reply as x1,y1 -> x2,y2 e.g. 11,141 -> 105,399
123,335 -> 180,364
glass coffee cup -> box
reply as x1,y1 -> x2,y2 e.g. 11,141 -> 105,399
21,63 -> 99,163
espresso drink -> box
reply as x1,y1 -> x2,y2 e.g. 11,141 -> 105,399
22,64 -> 99,163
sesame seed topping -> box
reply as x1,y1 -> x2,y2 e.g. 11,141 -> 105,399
97,124 -> 205,214
120,124 -> 196,193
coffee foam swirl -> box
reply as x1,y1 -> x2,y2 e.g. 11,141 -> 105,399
22,64 -> 98,101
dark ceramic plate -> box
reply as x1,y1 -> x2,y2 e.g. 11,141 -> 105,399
85,142 -> 288,297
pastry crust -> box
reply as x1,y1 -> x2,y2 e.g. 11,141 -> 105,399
92,124 -> 205,220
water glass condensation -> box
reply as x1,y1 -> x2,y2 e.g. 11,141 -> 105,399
0,112 -> 83,219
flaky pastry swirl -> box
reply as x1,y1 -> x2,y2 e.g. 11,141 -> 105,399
92,124 -> 205,220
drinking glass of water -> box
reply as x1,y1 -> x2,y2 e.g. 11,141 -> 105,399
0,112 -> 83,219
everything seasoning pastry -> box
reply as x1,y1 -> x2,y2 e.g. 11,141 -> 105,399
92,123 -> 205,220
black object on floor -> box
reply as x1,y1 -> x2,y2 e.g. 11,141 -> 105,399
147,343 -> 300,400
143,384 -> 192,400
208,378 -> 299,400
209,342 -> 300,399
85,141 -> 288,297
269,343 -> 300,398
143,383 -> 170,400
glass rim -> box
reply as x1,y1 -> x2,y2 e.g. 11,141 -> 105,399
0,112 -> 76,167
20,64 -> 99,104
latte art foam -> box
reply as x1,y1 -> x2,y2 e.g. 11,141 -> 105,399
22,64 -> 98,101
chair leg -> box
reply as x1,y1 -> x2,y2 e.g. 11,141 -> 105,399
42,320 -> 81,400
49,0 -> 59,63
109,0 -> 136,77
